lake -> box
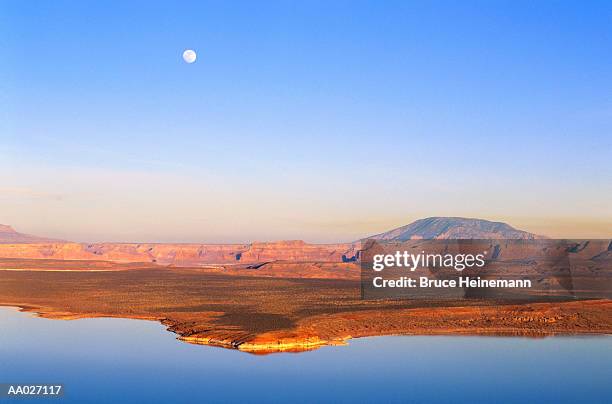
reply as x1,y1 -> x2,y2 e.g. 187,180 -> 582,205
1,307 -> 610,403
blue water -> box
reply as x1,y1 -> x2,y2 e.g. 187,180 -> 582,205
1,307 -> 610,403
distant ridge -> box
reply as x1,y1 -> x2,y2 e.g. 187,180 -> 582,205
368,217 -> 544,240
0,224 -> 65,244
0,217 -> 544,245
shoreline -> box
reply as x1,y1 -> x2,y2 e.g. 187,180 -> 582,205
3,300 -> 611,355
1,268 -> 610,355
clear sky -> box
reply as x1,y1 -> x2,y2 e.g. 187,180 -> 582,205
1,1 -> 611,242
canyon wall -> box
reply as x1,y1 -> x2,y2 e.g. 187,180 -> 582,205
0,241 -> 360,266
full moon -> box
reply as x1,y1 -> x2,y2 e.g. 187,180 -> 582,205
182,49 -> 197,64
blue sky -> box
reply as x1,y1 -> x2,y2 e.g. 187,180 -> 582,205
1,1 -> 611,242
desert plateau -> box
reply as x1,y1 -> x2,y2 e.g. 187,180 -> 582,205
1,218 -> 611,354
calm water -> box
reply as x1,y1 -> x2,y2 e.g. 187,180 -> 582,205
1,307 -> 610,404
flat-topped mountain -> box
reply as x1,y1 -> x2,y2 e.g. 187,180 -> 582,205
0,225 -> 359,266
0,217 -> 547,266
0,224 -> 65,244
368,217 -> 544,240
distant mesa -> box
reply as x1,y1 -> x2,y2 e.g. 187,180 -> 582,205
0,224 -> 65,244
367,217 -> 544,241
0,217 -> 548,267
0,217 -> 544,246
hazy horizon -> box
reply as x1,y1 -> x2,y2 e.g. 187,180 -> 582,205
1,215 -> 610,244
2,1 -> 611,243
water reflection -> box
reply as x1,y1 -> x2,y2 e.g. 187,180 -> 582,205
1,307 -> 610,403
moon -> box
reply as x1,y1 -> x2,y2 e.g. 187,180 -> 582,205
182,49 -> 197,64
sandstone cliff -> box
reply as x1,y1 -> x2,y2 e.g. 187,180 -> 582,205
0,218 -> 573,268
0,240 -> 360,266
